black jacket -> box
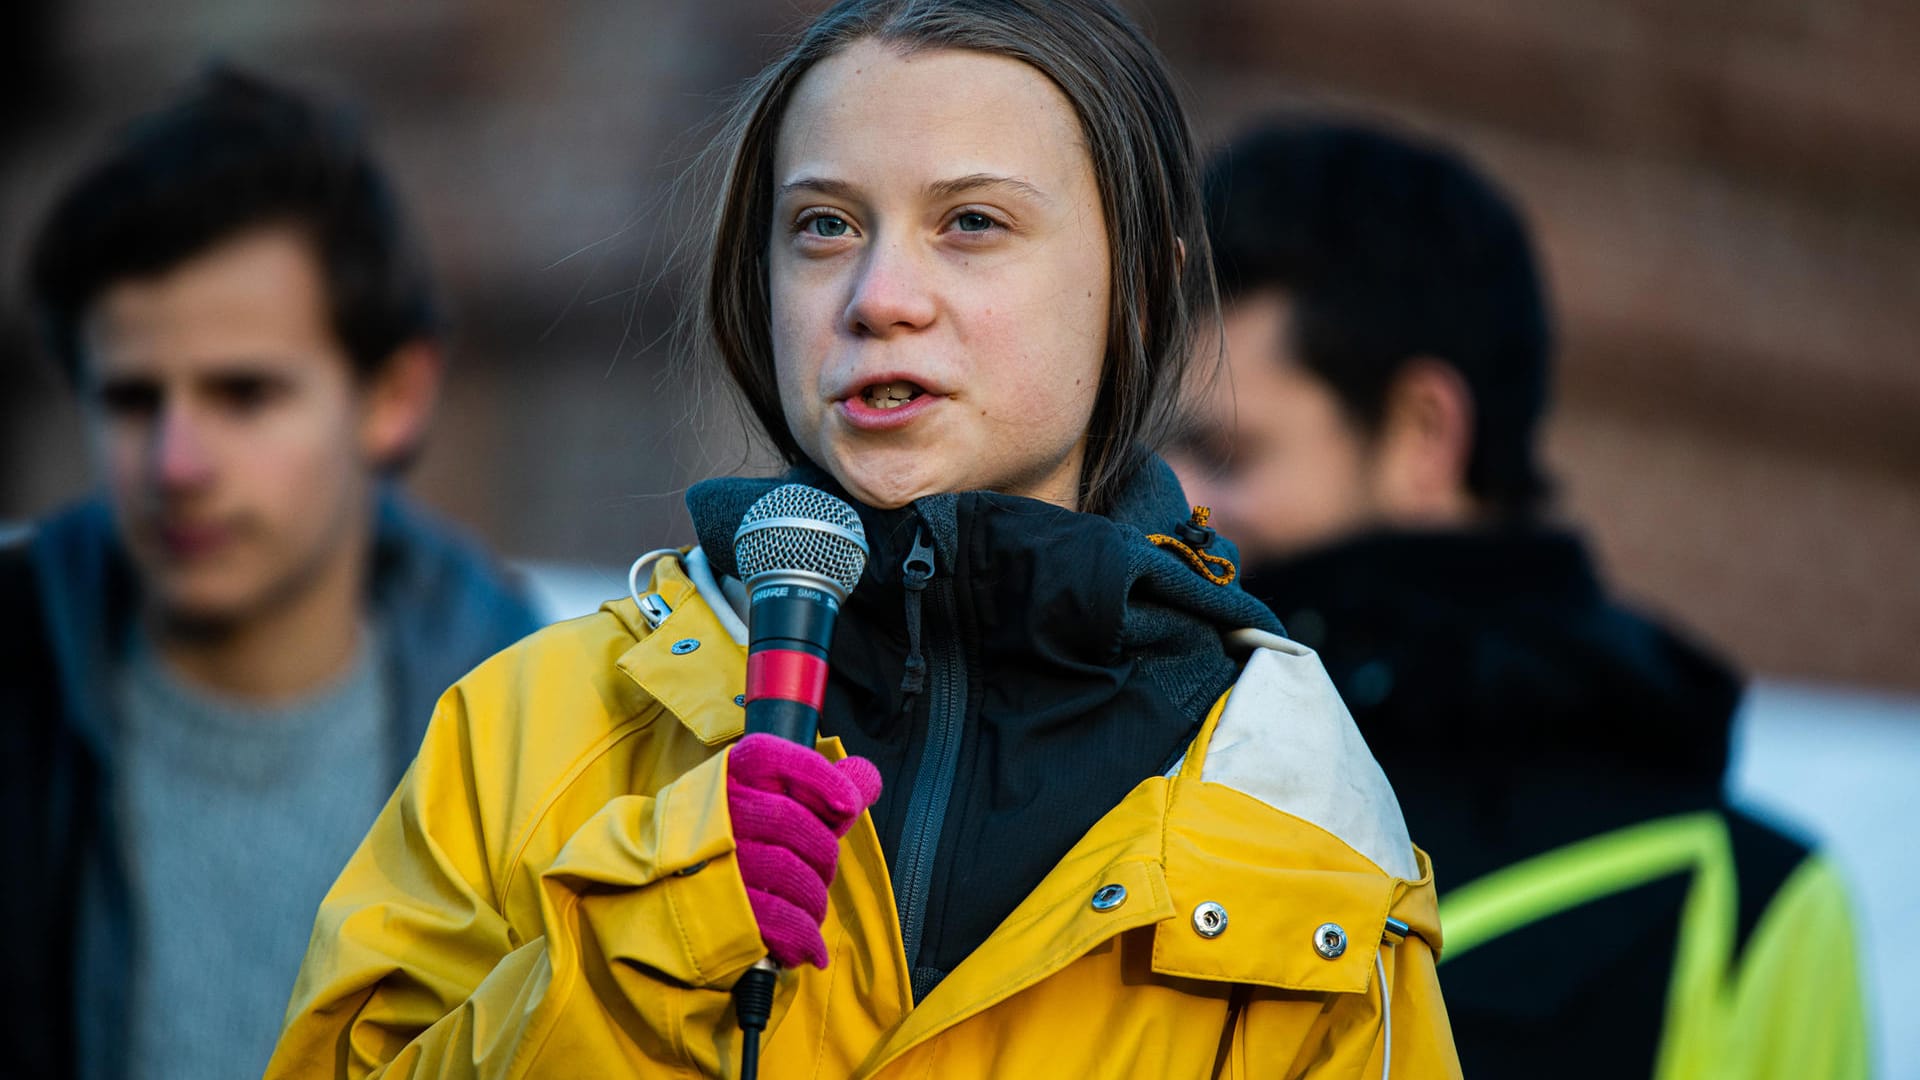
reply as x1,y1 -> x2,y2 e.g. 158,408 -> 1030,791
0,493 -> 542,1080
1243,528 -> 1814,1079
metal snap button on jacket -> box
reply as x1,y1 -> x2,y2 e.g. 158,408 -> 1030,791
1313,922 -> 1348,959
1090,884 -> 1127,911
671,638 -> 700,654
1191,901 -> 1228,938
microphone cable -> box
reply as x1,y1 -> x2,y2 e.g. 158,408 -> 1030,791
734,961 -> 778,1079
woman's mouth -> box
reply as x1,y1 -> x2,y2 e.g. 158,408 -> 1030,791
861,380 -> 924,410
840,379 -> 939,430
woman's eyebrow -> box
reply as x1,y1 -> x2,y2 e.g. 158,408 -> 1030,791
777,174 -> 1050,204
777,175 -> 862,202
924,173 -> 1049,203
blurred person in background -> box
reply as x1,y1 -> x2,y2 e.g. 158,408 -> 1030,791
1170,119 -> 1869,1078
0,67 -> 541,1080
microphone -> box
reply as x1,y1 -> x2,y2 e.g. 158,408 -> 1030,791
733,484 -> 869,745
728,484 -> 869,1080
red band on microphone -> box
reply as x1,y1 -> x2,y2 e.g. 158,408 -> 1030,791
745,648 -> 830,710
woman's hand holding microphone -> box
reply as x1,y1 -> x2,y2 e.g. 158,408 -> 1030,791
726,733 -> 882,969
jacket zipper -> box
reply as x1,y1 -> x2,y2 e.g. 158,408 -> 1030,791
891,524 -> 967,1002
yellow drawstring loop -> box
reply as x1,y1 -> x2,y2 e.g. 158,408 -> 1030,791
1147,506 -> 1238,586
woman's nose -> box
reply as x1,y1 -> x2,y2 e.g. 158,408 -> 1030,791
844,238 -> 937,337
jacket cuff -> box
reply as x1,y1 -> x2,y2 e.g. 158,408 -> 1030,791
542,747 -> 767,988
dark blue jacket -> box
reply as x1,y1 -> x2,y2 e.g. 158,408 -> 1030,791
0,492 -> 543,1080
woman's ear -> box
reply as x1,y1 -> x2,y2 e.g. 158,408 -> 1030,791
1370,356 -> 1476,525
357,339 -> 444,470
1174,236 -> 1187,276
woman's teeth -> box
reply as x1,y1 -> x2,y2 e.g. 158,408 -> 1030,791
861,381 -> 922,409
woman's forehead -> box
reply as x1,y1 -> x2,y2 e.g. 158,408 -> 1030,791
775,40 -> 1089,197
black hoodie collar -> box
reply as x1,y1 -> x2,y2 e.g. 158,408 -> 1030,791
685,457 -> 1283,718
1243,527 -> 1741,783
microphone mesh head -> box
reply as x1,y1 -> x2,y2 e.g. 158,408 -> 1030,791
734,484 -> 869,595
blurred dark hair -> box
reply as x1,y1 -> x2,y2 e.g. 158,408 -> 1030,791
28,64 -> 439,384
701,0 -> 1212,515
1205,120 -> 1554,515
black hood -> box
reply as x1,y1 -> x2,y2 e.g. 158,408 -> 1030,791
688,458 -> 1282,997
1242,528 -> 1743,883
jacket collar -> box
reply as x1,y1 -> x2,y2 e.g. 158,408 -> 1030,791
684,457 -> 1280,633
27,500 -> 133,763
683,457 -> 1284,722
610,555 -> 748,746
363,492 -> 543,739
1242,526 -> 1741,784
1250,526 -> 1604,611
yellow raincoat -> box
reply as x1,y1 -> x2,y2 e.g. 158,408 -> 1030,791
266,554 -> 1460,1078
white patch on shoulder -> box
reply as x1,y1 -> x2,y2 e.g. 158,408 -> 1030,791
1188,635 -> 1420,880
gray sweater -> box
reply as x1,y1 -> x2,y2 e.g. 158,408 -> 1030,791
96,628 -> 392,1080
13,492 -> 542,1080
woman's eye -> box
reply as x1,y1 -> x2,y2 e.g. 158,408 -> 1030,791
954,211 -> 995,233
805,215 -> 851,238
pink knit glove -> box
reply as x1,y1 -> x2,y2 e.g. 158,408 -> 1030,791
726,733 -> 882,969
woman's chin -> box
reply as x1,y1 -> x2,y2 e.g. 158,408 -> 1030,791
826,457 -> 947,511
839,477 -> 936,511
820,449 -> 1079,511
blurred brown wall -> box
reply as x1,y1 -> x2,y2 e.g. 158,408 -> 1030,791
3,0 -> 1915,691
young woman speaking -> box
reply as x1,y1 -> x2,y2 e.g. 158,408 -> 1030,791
267,2 -> 1459,1076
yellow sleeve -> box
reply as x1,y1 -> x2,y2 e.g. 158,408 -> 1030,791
1373,931 -> 1464,1079
1718,855 -> 1872,1080
264,690 -> 772,1079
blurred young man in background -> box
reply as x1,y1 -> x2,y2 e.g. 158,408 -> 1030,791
0,68 -> 540,1080
1172,120 -> 1867,1078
